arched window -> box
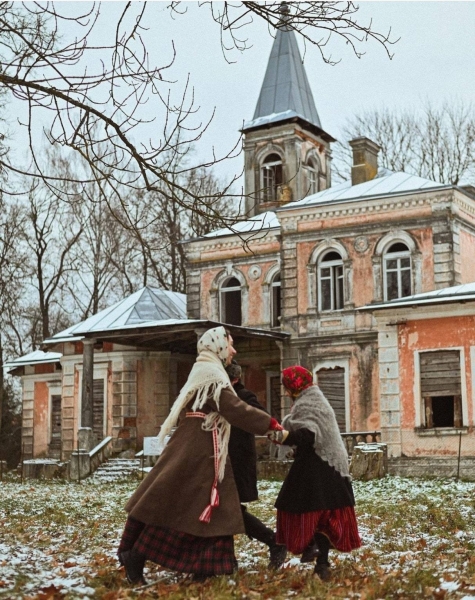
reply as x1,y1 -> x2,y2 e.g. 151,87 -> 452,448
305,158 -> 319,195
383,242 -> 412,300
220,277 -> 242,325
261,153 -> 283,202
318,251 -> 344,311
270,272 -> 281,327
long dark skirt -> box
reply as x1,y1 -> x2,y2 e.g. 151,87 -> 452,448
118,516 -> 237,576
276,506 -> 361,555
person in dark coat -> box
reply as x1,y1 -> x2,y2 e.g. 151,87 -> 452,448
268,365 -> 361,581
117,327 -> 283,584
225,361 -> 287,570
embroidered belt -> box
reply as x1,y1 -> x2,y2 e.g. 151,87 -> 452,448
185,411 -> 219,524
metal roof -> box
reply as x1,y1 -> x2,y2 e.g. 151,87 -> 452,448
4,350 -> 62,371
361,282 -> 475,311
245,27 -> 322,131
77,319 -> 289,354
43,287 -> 187,345
200,211 -> 280,240
284,169 -> 449,210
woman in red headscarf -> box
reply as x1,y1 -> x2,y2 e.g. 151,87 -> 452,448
268,365 -> 361,581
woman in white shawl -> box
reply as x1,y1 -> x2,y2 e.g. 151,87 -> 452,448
118,327 -> 280,584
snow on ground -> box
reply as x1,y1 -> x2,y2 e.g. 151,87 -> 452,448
0,476 -> 475,598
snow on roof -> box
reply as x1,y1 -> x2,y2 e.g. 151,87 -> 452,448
202,211 -> 280,239
43,287 -> 187,344
363,281 -> 475,311
4,350 -> 62,371
283,169 -> 449,210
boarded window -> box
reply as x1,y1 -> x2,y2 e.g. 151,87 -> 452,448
316,367 -> 346,432
93,379 -> 105,439
220,277 -> 242,325
50,395 -> 62,450
420,350 -> 462,428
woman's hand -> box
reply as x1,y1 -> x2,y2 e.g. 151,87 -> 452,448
268,417 -> 283,431
268,430 -> 289,445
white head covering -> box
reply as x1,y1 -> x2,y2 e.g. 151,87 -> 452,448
157,326 -> 235,481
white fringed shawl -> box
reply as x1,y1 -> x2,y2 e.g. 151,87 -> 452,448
157,327 -> 235,483
282,384 -> 351,479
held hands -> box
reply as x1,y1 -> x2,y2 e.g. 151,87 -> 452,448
267,429 -> 289,445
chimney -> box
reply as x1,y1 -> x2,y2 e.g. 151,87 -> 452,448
348,137 -> 380,186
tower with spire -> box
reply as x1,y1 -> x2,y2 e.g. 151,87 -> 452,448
242,18 -> 335,216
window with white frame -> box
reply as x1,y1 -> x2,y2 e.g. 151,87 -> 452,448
270,272 -> 281,327
383,242 -> 412,300
420,350 -> 463,428
220,277 -> 242,325
318,251 -> 344,311
261,153 -> 283,202
305,158 -> 319,195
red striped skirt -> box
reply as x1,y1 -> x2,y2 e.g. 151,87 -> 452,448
276,506 -> 362,555
118,516 -> 237,576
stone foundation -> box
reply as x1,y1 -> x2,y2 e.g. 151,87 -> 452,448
388,456 -> 475,480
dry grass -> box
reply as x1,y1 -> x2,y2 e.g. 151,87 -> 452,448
1,475 -> 475,599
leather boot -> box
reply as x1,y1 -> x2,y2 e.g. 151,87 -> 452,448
118,549 -> 147,585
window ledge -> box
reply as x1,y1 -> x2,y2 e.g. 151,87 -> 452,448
414,427 -> 468,437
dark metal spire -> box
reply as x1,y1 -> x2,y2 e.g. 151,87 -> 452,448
251,24 -> 322,129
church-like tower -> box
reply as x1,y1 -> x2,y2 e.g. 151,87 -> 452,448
242,25 -> 335,216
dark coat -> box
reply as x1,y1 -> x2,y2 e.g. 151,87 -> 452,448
228,381 -> 269,503
275,428 -> 355,514
126,387 -> 271,537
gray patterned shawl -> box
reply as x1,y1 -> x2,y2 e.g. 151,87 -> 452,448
281,384 -> 350,479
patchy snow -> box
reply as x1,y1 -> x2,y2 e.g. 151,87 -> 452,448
0,475 -> 475,598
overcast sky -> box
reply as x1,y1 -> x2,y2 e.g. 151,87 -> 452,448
146,1 -> 475,185
6,2 -> 475,187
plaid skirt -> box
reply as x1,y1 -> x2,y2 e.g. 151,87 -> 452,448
118,516 -> 237,575
276,506 -> 362,555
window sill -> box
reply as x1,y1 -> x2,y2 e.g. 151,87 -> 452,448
414,427 -> 468,437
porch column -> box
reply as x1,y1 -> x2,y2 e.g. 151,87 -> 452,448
80,338 -> 95,450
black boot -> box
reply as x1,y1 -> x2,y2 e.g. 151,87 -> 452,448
268,535 -> 287,570
118,549 -> 147,585
301,537 -> 320,563
313,533 -> 331,581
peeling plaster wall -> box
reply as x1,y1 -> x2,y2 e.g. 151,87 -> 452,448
398,315 -> 475,456
459,229 -> 475,283
33,381 -> 49,457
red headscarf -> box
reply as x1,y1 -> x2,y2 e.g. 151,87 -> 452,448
281,365 -> 314,397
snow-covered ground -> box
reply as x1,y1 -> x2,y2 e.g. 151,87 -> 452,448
1,476 -> 475,599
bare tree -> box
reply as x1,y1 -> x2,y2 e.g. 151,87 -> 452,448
334,101 -> 475,185
0,2 -> 396,232
112,153 -> 236,294
195,1 -> 397,63
22,179 -> 83,344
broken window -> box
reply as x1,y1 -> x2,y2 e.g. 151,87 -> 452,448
318,251 -> 344,311
384,242 -> 412,300
261,153 -> 283,202
305,158 -> 319,195
219,277 -> 242,325
420,350 -> 463,428
271,272 -> 281,327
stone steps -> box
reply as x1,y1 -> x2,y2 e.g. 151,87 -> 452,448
92,457 -> 142,481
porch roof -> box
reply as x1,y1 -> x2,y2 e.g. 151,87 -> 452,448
360,281 -> 475,312
75,319 -> 289,354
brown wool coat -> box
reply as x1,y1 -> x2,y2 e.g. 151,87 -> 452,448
125,388 -> 271,537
